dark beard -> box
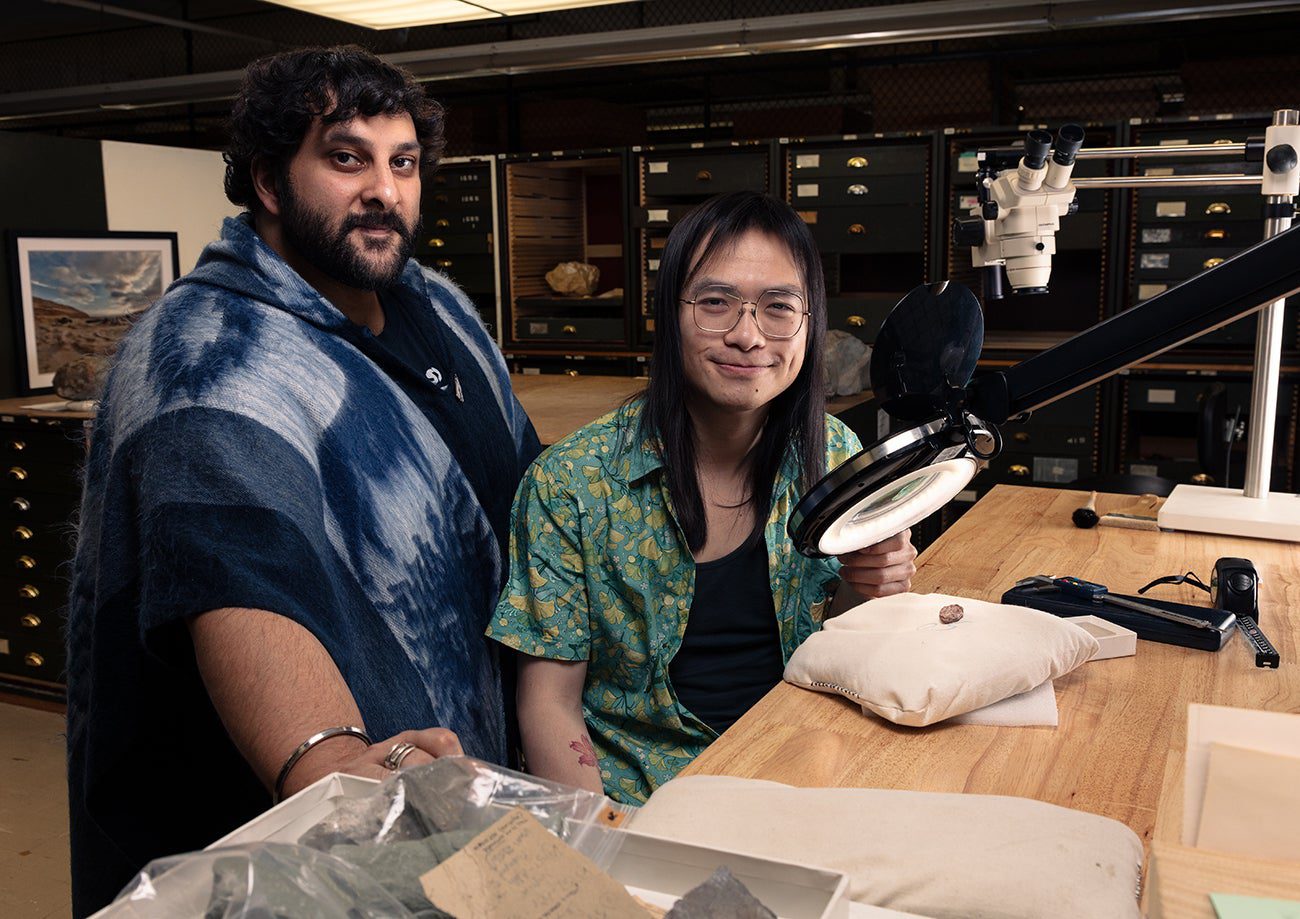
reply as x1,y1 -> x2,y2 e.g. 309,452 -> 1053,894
278,177 -> 418,292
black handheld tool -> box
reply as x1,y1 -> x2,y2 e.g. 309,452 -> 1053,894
1045,576 -> 1218,631
1211,558 -> 1280,669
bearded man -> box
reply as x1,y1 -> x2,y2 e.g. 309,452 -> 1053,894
65,46 -> 540,916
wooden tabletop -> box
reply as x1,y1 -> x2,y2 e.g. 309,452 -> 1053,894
509,374 -> 872,445
683,484 -> 1300,847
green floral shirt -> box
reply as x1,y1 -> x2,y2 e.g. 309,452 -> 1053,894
487,400 -> 863,804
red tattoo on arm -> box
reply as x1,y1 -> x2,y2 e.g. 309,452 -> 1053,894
569,735 -> 598,768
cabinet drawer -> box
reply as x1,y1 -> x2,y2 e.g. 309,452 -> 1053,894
826,297 -> 898,345
790,144 -> 927,178
419,254 -> 496,291
634,205 -> 698,229
1137,193 -> 1263,222
801,206 -> 925,254
1,460 -> 80,496
0,592 -> 64,644
429,163 -> 491,189
1056,212 -> 1105,250
416,233 -> 491,256
791,173 -> 924,207
514,316 -> 625,342
424,211 -> 491,235
1000,423 -> 1094,456
985,452 -> 1088,485
428,189 -> 493,211
1133,246 -> 1246,279
0,630 -> 64,684
1136,224 -> 1261,247
1,489 -> 79,528
643,153 -> 768,198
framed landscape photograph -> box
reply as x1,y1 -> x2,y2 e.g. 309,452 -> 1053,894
9,231 -> 179,394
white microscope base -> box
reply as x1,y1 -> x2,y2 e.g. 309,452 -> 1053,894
1157,484 -> 1300,542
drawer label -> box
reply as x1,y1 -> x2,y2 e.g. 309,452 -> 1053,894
877,410 -> 890,440
795,154 -> 821,168
796,183 -> 820,198
528,322 -> 550,335
955,490 -> 978,503
958,194 -> 979,210
1144,167 -> 1175,176
1130,463 -> 1159,476
958,152 -> 979,173
1140,253 -> 1170,270
648,161 -> 669,174
0,638 -> 8,655
648,259 -> 660,271
1147,388 -> 1177,404
1141,228 -> 1172,244
1138,283 -> 1168,300
647,208 -> 669,223
1033,456 -> 1078,484
1155,201 -> 1187,218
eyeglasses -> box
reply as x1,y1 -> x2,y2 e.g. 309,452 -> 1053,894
681,287 -> 809,340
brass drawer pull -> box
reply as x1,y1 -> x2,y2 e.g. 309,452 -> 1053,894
1204,228 -> 1227,240
19,584 -> 39,600
847,184 -> 868,195
14,526 -> 33,541
1205,202 -> 1231,215
562,324 -> 578,335
847,156 -> 868,168
848,223 -> 866,235
11,497 -> 30,513
8,440 -> 25,452
435,259 -> 454,269
428,237 -> 445,247
16,555 -> 35,571
1008,464 -> 1030,477
7,466 -> 27,482
434,194 -> 448,203
1191,472 -> 1212,485
25,652 -> 44,668
434,218 -> 450,227
564,369 -> 580,377
1203,257 -> 1225,269
695,169 -> 712,182
20,613 -> 41,629
1013,432 -> 1030,443
846,315 -> 866,327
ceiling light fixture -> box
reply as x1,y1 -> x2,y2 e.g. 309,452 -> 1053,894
260,0 -> 629,30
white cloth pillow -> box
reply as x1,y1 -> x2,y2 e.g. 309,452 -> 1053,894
630,776 -> 1143,919
784,592 -> 1098,726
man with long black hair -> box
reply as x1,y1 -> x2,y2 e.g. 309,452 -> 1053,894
66,46 -> 540,914
491,191 -> 914,803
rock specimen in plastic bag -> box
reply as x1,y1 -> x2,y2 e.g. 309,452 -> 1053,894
329,834 -> 477,918
939,603 -> 964,624
664,866 -> 777,919
545,262 -> 599,297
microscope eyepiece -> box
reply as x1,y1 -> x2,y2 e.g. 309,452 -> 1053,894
1053,124 -> 1085,166
1023,130 -> 1053,170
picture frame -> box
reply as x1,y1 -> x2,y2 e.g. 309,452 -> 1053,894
8,231 -> 179,394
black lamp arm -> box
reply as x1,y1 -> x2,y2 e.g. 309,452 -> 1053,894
968,223 -> 1300,425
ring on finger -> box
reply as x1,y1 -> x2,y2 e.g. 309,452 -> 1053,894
381,741 -> 419,771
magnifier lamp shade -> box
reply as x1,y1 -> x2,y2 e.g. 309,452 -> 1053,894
870,281 -> 984,421
789,281 -> 990,558
789,417 -> 987,557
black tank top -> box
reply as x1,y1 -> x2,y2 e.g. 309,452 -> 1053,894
669,523 -> 785,735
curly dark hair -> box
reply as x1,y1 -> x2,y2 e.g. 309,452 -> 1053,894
223,45 -> 444,209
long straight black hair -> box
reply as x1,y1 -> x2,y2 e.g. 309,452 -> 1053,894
638,190 -> 828,553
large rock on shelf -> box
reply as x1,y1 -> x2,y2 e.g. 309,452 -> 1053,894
53,356 -> 110,401
546,261 -> 600,297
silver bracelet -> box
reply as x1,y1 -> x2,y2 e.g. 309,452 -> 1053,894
273,725 -> 372,804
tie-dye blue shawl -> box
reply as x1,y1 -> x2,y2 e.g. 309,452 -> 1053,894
64,215 -> 536,911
